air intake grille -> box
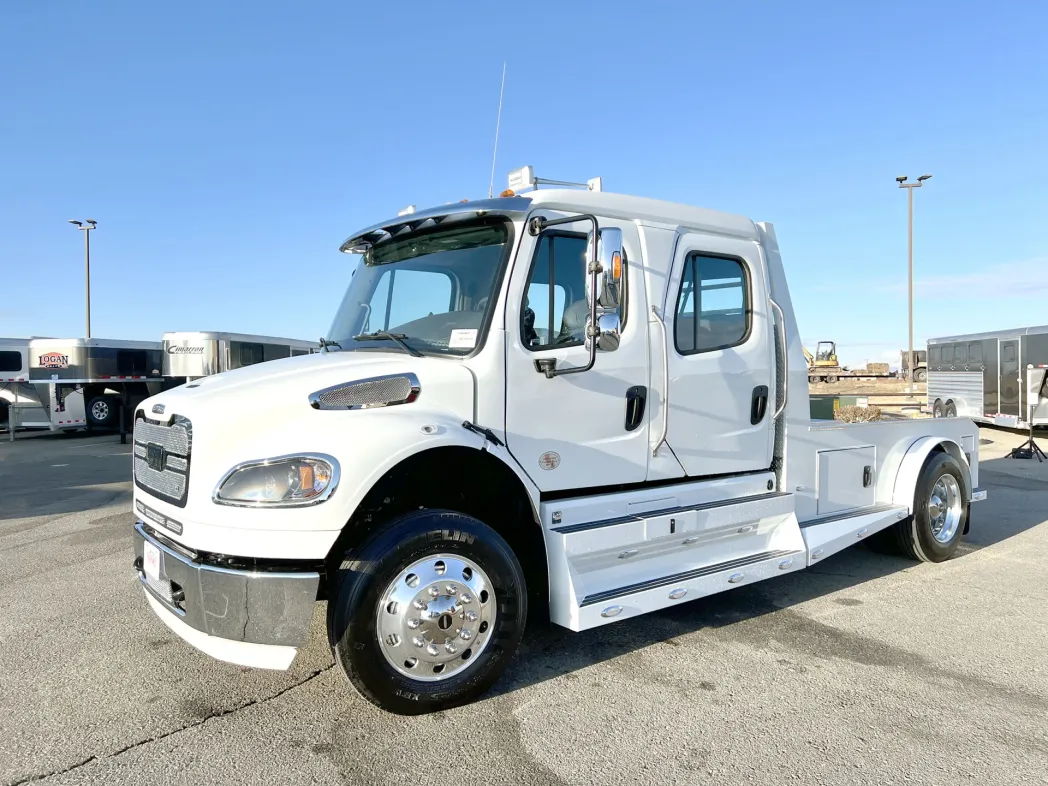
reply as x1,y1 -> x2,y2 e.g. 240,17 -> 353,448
133,414 -> 192,507
310,373 -> 420,410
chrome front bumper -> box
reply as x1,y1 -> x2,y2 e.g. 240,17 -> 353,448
132,521 -> 320,648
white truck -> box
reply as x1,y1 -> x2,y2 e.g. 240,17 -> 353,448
131,170 -> 986,715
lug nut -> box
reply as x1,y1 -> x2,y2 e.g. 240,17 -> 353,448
412,599 -> 426,610
412,636 -> 425,648
407,618 -> 421,630
465,611 -> 478,622
429,586 -> 440,598
459,629 -> 472,641
445,642 -> 457,655
446,585 -> 458,595
426,644 -> 439,657
459,593 -> 473,604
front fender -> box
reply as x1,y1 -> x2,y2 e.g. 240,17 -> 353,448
891,436 -> 972,513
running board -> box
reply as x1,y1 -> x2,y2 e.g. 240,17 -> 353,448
801,505 -> 910,566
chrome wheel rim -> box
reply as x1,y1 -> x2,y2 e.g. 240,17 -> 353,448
928,474 -> 962,543
377,553 -> 496,682
91,401 -> 109,421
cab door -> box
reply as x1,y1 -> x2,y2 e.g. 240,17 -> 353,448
503,212 -> 650,492
660,232 -> 775,477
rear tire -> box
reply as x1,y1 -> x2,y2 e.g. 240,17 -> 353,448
945,401 -> 957,418
86,396 -> 118,427
914,368 -> 927,383
932,400 -> 945,418
808,375 -> 818,384
328,509 -> 527,715
892,452 -> 967,562
827,374 -> 838,384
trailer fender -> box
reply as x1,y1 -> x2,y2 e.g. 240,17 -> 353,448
891,436 -> 972,514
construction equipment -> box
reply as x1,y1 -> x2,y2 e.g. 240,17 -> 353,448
805,340 -> 896,384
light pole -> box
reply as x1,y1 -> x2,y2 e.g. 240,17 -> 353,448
895,175 -> 931,393
68,219 -> 97,338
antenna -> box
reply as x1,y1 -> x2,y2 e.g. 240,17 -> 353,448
488,62 -> 506,199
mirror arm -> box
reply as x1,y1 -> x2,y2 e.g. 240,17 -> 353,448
528,213 -> 601,379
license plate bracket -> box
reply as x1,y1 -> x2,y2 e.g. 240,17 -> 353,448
143,540 -> 161,581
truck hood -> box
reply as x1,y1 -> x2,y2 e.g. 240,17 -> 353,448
142,350 -> 476,430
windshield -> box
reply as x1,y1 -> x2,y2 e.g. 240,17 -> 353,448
326,219 -> 511,356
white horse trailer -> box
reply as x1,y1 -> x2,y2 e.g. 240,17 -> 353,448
162,332 -> 317,383
0,337 -> 51,430
28,338 -> 165,430
927,325 -> 1048,428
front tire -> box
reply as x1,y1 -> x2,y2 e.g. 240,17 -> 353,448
328,510 -> 527,715
892,452 -> 967,562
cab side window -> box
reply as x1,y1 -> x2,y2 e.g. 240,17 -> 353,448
675,254 -> 750,354
521,232 -> 627,350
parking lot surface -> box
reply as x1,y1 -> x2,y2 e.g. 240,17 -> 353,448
2,428 -> 1047,785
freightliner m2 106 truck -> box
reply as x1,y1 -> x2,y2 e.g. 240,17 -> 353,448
131,169 -> 986,714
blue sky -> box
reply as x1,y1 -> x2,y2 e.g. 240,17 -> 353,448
2,1 -> 1045,367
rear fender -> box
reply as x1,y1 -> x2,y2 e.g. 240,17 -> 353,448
891,436 -> 972,514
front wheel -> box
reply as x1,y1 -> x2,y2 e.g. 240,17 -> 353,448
892,452 -> 967,562
87,396 -> 118,427
328,510 -> 527,715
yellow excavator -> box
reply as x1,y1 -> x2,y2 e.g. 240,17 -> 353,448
804,341 -> 841,384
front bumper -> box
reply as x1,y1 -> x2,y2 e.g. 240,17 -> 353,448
132,521 -> 320,657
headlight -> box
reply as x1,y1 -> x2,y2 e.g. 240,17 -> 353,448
213,454 -> 339,507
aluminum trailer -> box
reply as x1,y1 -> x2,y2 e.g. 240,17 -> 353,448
162,332 -> 318,383
0,337 -> 51,429
28,338 -> 164,430
927,325 -> 1048,428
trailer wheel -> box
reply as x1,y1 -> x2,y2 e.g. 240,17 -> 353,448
826,374 -> 838,384
932,400 -> 944,418
892,452 -> 967,563
808,375 -> 818,384
945,401 -> 957,418
328,509 -> 527,715
914,368 -> 927,383
86,396 -> 118,427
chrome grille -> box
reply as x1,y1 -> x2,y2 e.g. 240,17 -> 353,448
134,414 -> 192,507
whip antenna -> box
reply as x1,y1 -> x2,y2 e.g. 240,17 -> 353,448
488,62 -> 506,199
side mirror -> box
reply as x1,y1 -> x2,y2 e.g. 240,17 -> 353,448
586,227 -> 624,311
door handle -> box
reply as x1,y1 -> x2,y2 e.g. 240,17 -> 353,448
625,386 -> 647,431
751,385 -> 769,425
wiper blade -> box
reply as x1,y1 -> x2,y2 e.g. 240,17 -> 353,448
352,331 -> 423,358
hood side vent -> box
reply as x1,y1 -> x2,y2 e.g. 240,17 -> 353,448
309,373 -> 420,411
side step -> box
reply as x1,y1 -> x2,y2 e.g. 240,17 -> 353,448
574,548 -> 805,630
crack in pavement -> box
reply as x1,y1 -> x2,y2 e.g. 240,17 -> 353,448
6,664 -> 335,786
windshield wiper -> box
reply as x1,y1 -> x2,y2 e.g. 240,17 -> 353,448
352,331 -> 424,358
318,337 -> 342,351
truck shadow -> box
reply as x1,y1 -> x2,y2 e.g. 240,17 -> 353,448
490,454 -> 1047,700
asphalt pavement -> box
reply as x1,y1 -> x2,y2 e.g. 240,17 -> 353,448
2,428 -> 1047,785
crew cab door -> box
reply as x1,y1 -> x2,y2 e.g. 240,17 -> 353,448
504,213 -> 650,492
660,232 -> 775,477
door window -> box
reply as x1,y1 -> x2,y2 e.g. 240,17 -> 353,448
1002,343 -> 1016,363
674,254 -> 750,354
521,232 -> 628,350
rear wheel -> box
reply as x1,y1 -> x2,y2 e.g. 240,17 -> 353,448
892,452 -> 967,562
328,510 -> 527,715
932,400 -> 945,418
808,375 -> 818,384
86,396 -> 118,427
826,374 -> 838,384
945,401 -> 957,418
914,368 -> 927,383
